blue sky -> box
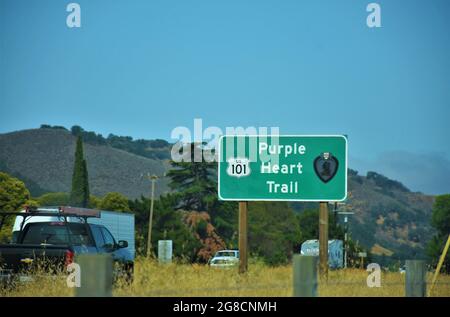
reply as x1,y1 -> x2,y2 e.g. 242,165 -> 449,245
1,0 -> 449,194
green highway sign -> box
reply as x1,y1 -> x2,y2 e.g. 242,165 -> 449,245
218,135 -> 348,201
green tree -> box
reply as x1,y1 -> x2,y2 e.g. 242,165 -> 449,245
70,125 -> 83,136
100,192 -> 131,212
209,201 -> 238,248
427,194 -> 450,272
69,136 -> 90,207
129,194 -> 200,259
166,143 -> 237,250
431,194 -> 450,234
167,143 -> 217,211
37,192 -> 70,206
88,195 -> 102,208
248,201 -> 301,265
82,160 -> 90,203
296,208 -> 344,244
296,209 -> 319,243
0,172 -> 31,211
0,172 -> 32,242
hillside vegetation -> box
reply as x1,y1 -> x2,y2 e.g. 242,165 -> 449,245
0,128 -> 170,199
347,170 -> 434,264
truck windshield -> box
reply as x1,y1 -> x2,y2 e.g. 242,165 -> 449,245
21,222 -> 93,246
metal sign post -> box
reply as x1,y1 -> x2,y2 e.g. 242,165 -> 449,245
319,202 -> 329,277
238,201 -> 248,274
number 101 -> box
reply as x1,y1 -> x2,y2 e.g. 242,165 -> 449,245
231,163 -> 247,175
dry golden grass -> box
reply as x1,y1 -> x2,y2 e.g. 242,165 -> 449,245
1,257 -> 450,297
0,274 -> 74,297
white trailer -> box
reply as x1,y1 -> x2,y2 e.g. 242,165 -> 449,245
300,239 -> 343,269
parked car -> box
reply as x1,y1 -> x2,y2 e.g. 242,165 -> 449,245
209,249 -> 239,268
209,257 -> 238,268
0,206 -> 135,285
213,249 -> 239,259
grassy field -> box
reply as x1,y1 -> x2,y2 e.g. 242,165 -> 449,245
1,257 -> 450,297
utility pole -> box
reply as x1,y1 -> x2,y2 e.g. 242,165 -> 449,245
338,211 -> 354,268
144,174 -> 160,258
238,201 -> 248,274
319,202 -> 329,277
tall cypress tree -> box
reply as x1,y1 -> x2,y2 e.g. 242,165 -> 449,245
70,136 -> 90,207
82,159 -> 90,207
166,142 -> 217,211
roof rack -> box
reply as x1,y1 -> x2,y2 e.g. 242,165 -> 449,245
21,205 -> 101,218
0,206 -> 101,219
58,206 -> 101,217
0,206 -> 101,232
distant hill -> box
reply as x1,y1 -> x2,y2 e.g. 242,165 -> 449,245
346,170 -> 434,263
0,128 -> 171,199
0,127 -> 436,263
291,169 -> 435,264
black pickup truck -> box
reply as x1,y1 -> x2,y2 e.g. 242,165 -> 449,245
0,210 -> 133,284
